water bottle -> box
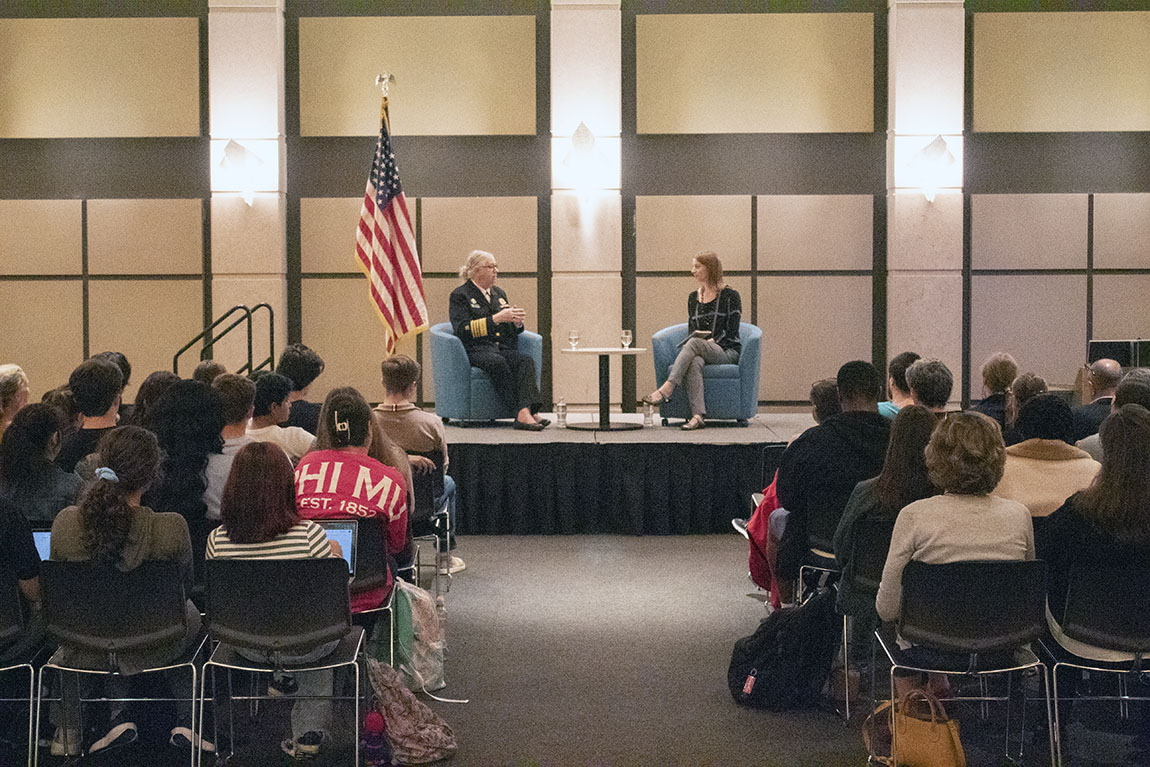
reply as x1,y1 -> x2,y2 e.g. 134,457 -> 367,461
362,710 -> 394,766
556,398 -> 567,428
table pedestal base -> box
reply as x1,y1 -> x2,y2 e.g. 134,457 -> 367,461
566,421 -> 643,432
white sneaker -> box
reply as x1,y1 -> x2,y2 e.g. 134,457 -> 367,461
50,727 -> 82,756
438,555 -> 466,575
90,721 -> 137,753
170,725 -> 215,753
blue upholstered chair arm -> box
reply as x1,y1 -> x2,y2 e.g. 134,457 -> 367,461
736,323 -> 763,417
651,323 -> 689,386
430,323 -> 471,412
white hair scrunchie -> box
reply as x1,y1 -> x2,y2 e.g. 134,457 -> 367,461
94,467 -> 119,483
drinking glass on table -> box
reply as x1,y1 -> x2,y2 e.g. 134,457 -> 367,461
568,330 -> 580,350
621,330 -> 632,349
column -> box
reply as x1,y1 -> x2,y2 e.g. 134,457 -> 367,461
886,0 -> 965,404
550,0 -> 622,405
207,0 -> 287,371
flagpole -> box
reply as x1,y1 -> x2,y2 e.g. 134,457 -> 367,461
375,72 -> 395,133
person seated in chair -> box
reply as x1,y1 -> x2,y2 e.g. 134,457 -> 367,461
643,251 -> 741,431
970,352 -> 1017,430
55,357 -> 122,473
276,343 -> 326,435
1072,358 -> 1121,442
449,250 -> 546,431
905,358 -> 953,416
1076,370 -> 1150,461
247,373 -> 315,463
877,351 -> 919,420
374,355 -> 464,574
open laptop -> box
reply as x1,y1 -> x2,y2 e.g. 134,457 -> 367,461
32,529 -> 51,562
316,520 -> 357,576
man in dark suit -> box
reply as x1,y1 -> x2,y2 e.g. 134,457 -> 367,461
449,250 -> 547,430
1072,358 -> 1121,442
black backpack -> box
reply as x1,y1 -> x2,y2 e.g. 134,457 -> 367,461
727,586 -> 840,710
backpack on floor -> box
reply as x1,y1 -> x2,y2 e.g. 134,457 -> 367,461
393,578 -> 447,692
366,658 -> 457,764
727,586 -> 839,710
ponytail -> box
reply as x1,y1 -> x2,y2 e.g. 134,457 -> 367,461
78,425 -> 161,564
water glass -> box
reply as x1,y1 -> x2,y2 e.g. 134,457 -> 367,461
568,330 -> 580,350
621,330 -> 632,349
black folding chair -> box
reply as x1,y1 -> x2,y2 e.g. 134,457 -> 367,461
1039,565 -> 1150,766
875,559 -> 1056,766
351,517 -> 396,664
839,515 -> 895,721
0,565 -> 43,767
199,558 -> 364,767
34,561 -> 206,767
408,450 -> 450,595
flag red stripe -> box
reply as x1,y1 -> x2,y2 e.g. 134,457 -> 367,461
371,215 -> 411,334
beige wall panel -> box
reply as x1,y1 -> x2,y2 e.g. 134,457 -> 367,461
302,278 -> 391,403
0,200 -> 82,275
886,272 -> 963,403
421,197 -> 537,274
552,192 -> 621,272
971,275 -> 1086,399
758,276 -> 871,401
299,16 -> 535,136
1094,194 -> 1150,269
89,281 -> 203,402
211,194 -> 287,276
636,196 -> 751,272
209,276 -> 288,378
635,275 -> 753,400
88,200 -> 202,275
0,281 -> 82,399
300,198 -> 363,274
887,192 -> 963,271
971,194 -> 1087,270
552,274 -> 621,406
974,12 -> 1150,132
419,276 -> 536,405
636,14 -> 873,134
758,195 -> 872,270
1093,275 -> 1150,342
0,18 -> 199,138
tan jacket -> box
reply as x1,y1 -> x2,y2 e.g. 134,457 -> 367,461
993,439 -> 1101,517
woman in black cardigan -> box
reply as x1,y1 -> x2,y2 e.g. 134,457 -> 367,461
642,251 -> 742,430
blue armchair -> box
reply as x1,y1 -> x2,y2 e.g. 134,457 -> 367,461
650,322 -> 762,425
429,322 -> 543,424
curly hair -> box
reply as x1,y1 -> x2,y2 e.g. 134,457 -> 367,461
79,426 -> 161,565
925,411 -> 1005,495
142,380 -> 223,523
128,370 -> 180,431
0,403 -> 64,495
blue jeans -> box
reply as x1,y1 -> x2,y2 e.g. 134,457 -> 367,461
432,474 -> 457,550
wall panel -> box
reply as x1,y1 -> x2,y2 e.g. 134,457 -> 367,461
88,199 -> 203,275
0,281 -> 83,399
301,197 -> 369,274
635,196 -> 750,271
421,197 -> 538,274
971,194 -> 1087,270
0,200 -> 82,275
1094,193 -> 1150,270
1092,274 -> 1150,342
758,195 -> 872,270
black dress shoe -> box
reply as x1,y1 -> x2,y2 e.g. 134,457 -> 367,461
537,418 -> 551,428
514,420 -> 545,431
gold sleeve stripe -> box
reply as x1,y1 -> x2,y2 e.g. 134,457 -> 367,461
470,318 -> 487,338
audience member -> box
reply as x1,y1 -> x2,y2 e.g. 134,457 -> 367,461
296,387 -> 408,614
206,442 -> 340,759
192,360 -> 227,386
41,386 -> 81,442
833,405 -> 938,622
1004,372 -> 1048,444
374,355 -> 463,574
875,412 -> 1033,692
877,351 -> 920,420
92,351 -> 132,421
55,358 -> 122,473
0,364 -> 30,441
1076,370 -> 1150,461
248,373 -> 315,462
50,426 -> 209,755
1072,358 -> 1122,442
994,394 -> 1099,517
277,343 -> 325,434
809,378 -> 841,424
1035,404 -> 1150,661
0,404 -> 83,522
904,358 -> 953,414
204,374 -> 256,521
775,361 -> 890,592
972,352 -> 1017,429
126,370 -> 180,431
0,498 -> 44,669
143,379 -> 225,582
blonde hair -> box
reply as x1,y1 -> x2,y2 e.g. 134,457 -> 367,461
458,250 -> 495,280
925,411 -> 1005,495
0,365 -> 29,415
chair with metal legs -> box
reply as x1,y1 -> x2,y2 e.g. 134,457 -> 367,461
0,566 -> 45,767
1038,565 -> 1150,766
351,517 -> 398,665
33,561 -> 207,767
875,559 -> 1057,766
198,558 -> 364,767
837,516 -> 896,722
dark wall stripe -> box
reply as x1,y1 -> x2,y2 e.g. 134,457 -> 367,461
749,198 -> 758,326
966,0 -> 1148,11
1086,193 -> 1094,344
81,199 -> 89,359
967,133 -> 1150,194
285,6 -> 303,343
626,134 -> 885,196
621,195 -> 637,411
537,195 -> 553,407
629,0 -> 885,12
202,197 -> 213,343
0,0 -> 204,17
292,0 -> 537,15
871,192 -> 887,372
962,192 -> 972,409
0,139 -> 210,199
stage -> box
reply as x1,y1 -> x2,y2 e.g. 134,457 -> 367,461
444,412 -> 814,536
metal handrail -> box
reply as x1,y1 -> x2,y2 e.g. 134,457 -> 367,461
173,304 -> 276,377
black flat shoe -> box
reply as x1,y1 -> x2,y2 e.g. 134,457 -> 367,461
536,418 -> 551,428
641,391 -> 667,406
514,420 -> 545,431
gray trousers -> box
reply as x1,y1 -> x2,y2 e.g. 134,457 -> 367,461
666,337 -> 739,416
238,640 -> 337,740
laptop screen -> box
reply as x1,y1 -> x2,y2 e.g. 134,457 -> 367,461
316,520 -> 357,576
32,530 -> 51,562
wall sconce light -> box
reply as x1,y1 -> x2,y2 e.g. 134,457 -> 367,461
552,121 -> 621,192
210,138 -> 281,206
892,133 -> 963,203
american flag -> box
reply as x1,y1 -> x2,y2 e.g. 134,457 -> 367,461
355,105 -> 428,353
